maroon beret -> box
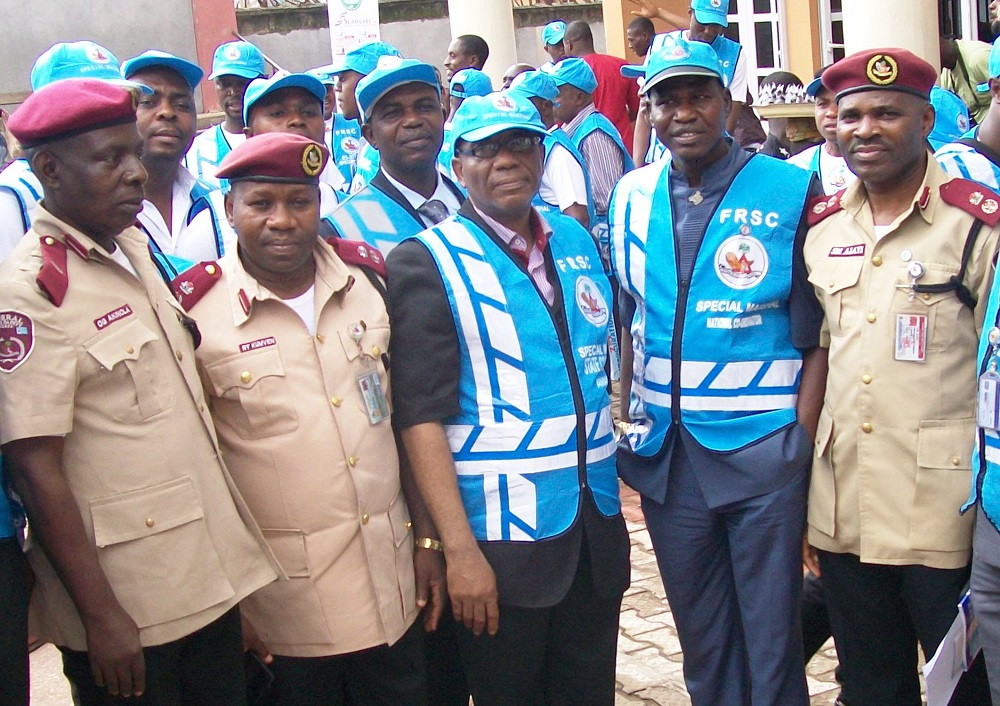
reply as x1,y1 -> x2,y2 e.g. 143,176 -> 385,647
216,132 -> 330,184
823,48 -> 937,102
8,78 -> 137,149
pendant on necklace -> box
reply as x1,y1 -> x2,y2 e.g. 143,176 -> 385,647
689,190 -> 704,206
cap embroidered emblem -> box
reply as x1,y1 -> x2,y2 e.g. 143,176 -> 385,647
86,46 -> 111,64
866,54 -> 898,85
492,94 -> 517,111
711,0 -> 723,6
225,45 -> 242,60
301,144 -> 324,177
984,199 -> 999,215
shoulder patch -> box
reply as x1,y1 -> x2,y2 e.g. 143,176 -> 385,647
806,191 -> 845,227
0,311 -> 34,372
36,235 -> 69,307
940,178 -> 1000,227
171,262 -> 222,312
327,237 -> 387,279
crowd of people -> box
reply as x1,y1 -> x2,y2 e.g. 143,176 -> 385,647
4,1 -> 1000,705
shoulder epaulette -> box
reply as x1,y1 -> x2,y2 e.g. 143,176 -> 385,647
171,261 -> 222,312
806,190 -> 845,227
940,178 -> 1000,227
327,237 -> 387,279
36,235 -> 69,307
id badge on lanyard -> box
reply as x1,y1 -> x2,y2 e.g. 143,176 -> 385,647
978,326 -> 1000,432
347,321 -> 390,426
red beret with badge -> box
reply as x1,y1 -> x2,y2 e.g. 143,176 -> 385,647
7,78 -> 138,149
216,132 -> 330,184
823,48 -> 937,102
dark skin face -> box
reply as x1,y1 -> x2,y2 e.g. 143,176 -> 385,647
688,15 -> 725,44
227,180 -> 320,299
836,89 -> 933,191
452,129 -> 544,228
246,87 -> 326,144
544,42 -> 567,64
553,84 -> 589,125
335,70 -> 363,121
362,82 -> 444,178
626,27 -> 653,58
648,75 -> 731,185
502,64 -> 533,90
323,85 -> 336,121
131,67 -> 198,163
444,39 -> 477,81
214,74 -> 253,129
814,86 -> 840,151
528,96 -> 556,129
32,123 -> 148,249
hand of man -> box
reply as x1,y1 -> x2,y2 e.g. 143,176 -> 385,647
626,0 -> 659,19
802,534 -> 821,578
446,546 -> 499,636
85,606 -> 145,697
241,612 -> 273,665
414,546 -> 447,631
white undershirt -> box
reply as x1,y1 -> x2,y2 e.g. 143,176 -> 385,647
106,244 -> 140,279
282,285 -> 316,334
873,225 -> 892,241
539,142 -> 589,212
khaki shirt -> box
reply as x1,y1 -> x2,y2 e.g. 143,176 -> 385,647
804,159 -> 1000,569
188,240 -> 416,657
0,207 -> 277,650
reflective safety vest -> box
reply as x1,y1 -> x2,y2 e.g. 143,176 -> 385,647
533,128 -> 596,231
350,140 -> 381,193
609,154 -> 811,455
0,159 -> 42,235
329,113 -> 362,186
136,178 -> 230,263
184,124 -> 242,190
414,212 -> 620,541
967,279 -> 1000,531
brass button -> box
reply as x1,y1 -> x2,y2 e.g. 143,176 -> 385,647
866,312 -> 877,323
372,345 -> 382,357
361,513 -> 369,525
872,255 -> 883,266
861,373 -> 872,384
405,521 -> 413,529
125,346 -> 135,354
175,350 -> 183,361
952,456 -> 961,466
861,422 -> 873,433
348,455 -> 358,466
331,397 -> 342,407
316,333 -> 325,343
205,264 -> 217,275
145,517 -> 155,528
43,236 -> 55,245
922,293 -> 931,301
240,371 -> 252,384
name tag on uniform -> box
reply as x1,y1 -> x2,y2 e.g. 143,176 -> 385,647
895,314 -> 927,362
979,373 -> 1000,431
357,369 -> 390,425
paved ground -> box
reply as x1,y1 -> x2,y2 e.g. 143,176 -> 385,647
29,483 -> 844,706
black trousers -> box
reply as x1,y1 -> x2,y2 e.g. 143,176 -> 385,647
266,619 -> 427,706
455,537 -> 623,706
0,538 -> 31,706
62,606 -> 246,706
818,551 -> 991,706
423,610 -> 470,706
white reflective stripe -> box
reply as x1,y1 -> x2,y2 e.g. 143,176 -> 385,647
447,414 -> 578,454
528,415 -> 577,451
484,474 -> 502,540
586,437 -> 618,464
680,394 -> 798,411
590,407 -> 615,439
453,437 -> 618,476
643,358 -> 801,390
985,443 -> 1000,465
459,252 -> 507,305
505,474 -> 537,537
708,361 -> 764,390
644,356 -> 672,385
757,359 -> 803,388
681,361 -> 716,388
633,381 -> 672,408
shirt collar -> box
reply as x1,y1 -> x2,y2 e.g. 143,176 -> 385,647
381,169 -> 449,211
32,203 -> 145,262
670,137 -> 745,188
222,238 -> 353,327
472,204 -> 552,252
841,152 -> 944,229
562,103 -> 598,138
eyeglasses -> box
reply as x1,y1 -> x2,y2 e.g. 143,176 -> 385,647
455,134 -> 542,160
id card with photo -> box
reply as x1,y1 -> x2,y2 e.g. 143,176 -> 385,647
895,314 -> 927,362
357,369 -> 390,425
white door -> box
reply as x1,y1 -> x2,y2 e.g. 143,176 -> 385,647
722,0 -> 789,99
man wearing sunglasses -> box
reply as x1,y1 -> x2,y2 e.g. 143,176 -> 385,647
386,92 -> 630,705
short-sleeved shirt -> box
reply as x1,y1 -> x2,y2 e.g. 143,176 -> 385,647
538,142 -> 589,214
0,206 -> 276,650
940,39 -> 993,124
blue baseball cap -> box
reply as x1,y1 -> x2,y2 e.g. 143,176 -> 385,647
208,41 -> 267,80
542,21 -> 567,47
691,0 -> 729,27
928,86 -> 971,151
507,70 -> 559,102
243,71 -> 327,125
552,58 -> 598,94
307,66 -> 337,87
30,41 -> 150,93
450,68 -> 493,99
356,57 -> 441,122
622,33 -> 726,95
329,41 -> 401,78
122,50 -> 205,91
977,36 -> 1000,92
450,92 -> 548,151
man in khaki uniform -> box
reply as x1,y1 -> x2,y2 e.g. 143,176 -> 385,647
803,49 -> 998,705
0,79 -> 277,705
176,131 -> 441,706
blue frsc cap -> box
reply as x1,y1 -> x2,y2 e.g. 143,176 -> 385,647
552,58 -> 598,94
209,41 -> 267,81
329,41 -> 402,78
242,71 -> 327,125
928,86 -> 971,151
507,70 -> 559,102
450,68 -> 494,99
542,21 -> 567,46
622,33 -> 726,95
122,50 -> 205,91
307,67 -> 337,87
976,36 -> 1000,92
450,92 -> 548,153
30,41 -> 151,94
356,57 -> 441,123
691,0 -> 729,27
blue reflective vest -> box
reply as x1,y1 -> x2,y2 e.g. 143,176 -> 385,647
325,179 -> 430,254
438,124 -> 455,180
0,159 -> 42,235
609,154 -> 811,455
533,128 -> 596,231
967,280 -> 1000,531
184,124 -> 240,190
329,114 -> 362,185
413,211 -> 620,541
350,140 -> 381,193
